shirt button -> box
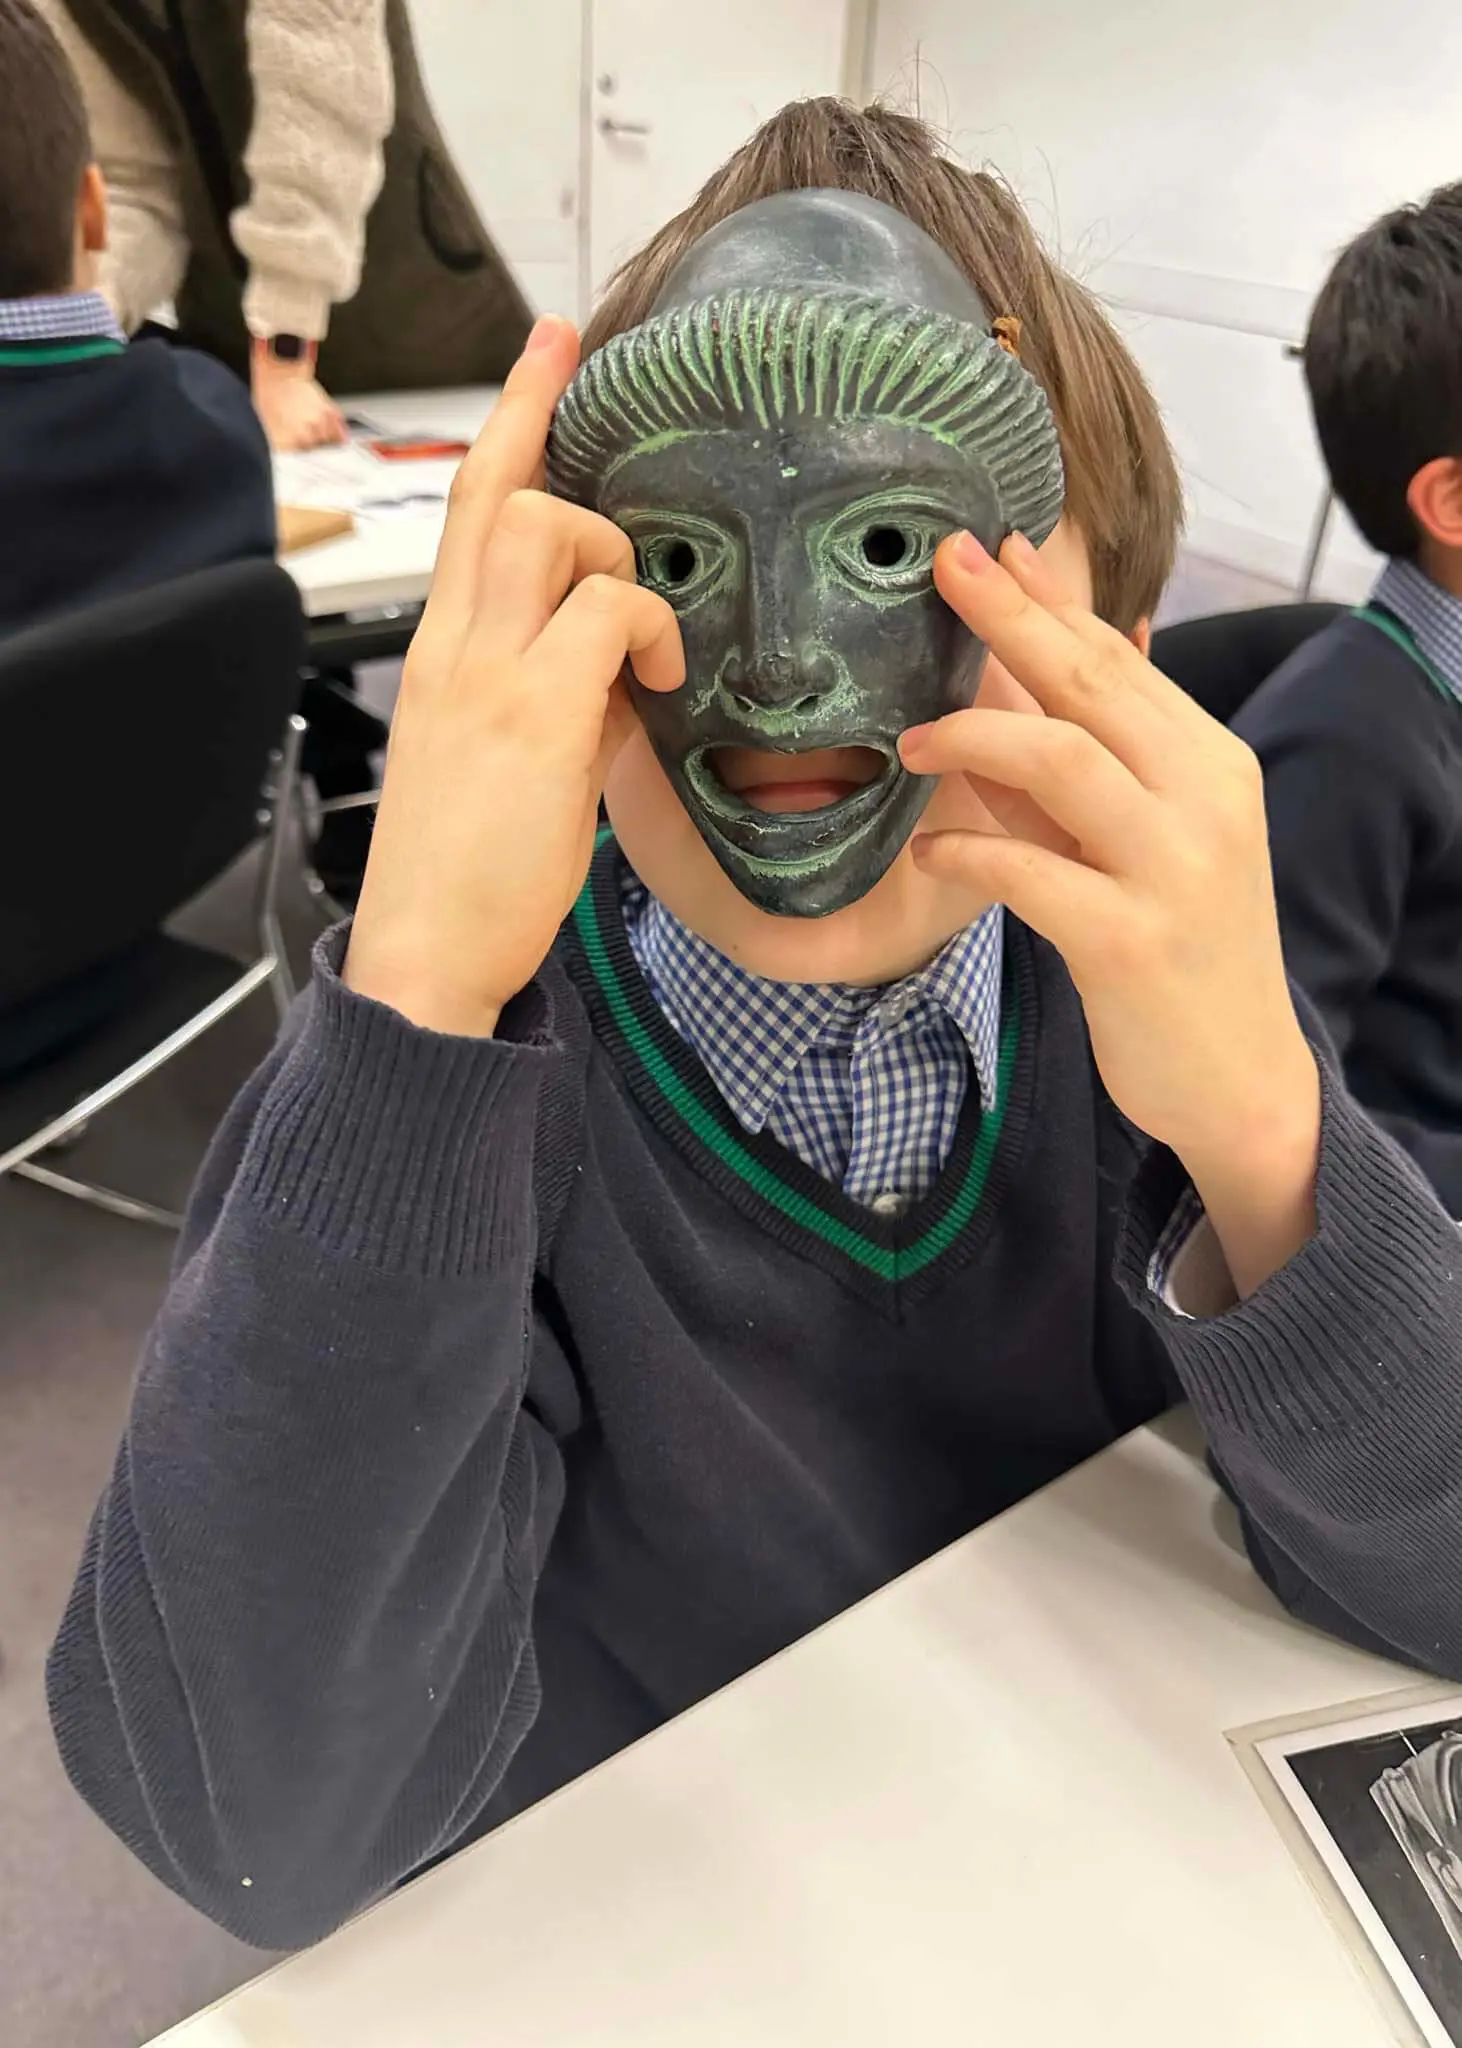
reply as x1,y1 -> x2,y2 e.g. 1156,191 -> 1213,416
869,1190 -> 907,1217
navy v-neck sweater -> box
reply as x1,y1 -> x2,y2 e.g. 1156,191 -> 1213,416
47,843 -> 1462,1950
1236,609 -> 1462,1212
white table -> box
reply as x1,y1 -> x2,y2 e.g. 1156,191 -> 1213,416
277,388 -> 498,619
145,1412 -> 1418,2047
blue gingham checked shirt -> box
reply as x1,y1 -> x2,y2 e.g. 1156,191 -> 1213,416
0,290 -> 125,344
624,874 -> 1003,1215
1374,558 -> 1462,703
621,873 -> 1212,1308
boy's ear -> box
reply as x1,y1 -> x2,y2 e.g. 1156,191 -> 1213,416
1407,455 -> 1462,554
1129,617 -> 1153,659
78,164 -> 108,257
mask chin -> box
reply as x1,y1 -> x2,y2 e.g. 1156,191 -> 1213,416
665,753 -> 938,919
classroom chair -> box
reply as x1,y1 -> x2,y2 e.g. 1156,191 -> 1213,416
0,560 -> 306,1228
1151,602 -> 1344,727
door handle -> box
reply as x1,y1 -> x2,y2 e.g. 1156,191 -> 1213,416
598,116 -> 652,138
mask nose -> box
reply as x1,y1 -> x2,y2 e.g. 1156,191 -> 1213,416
720,552 -> 841,716
720,647 -> 834,716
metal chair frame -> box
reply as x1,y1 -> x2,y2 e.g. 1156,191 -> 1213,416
0,714 -> 306,1230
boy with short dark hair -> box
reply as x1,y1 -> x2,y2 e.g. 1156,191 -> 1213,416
1236,182 -> 1462,1212
0,0 -> 273,639
48,102 -> 1462,1955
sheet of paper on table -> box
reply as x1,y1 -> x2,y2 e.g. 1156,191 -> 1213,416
1235,1683 -> 1462,2048
273,435 -> 463,530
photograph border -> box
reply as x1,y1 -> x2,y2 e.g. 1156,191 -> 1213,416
1230,1682 -> 1462,2048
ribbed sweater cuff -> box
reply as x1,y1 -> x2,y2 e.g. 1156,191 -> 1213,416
235,928 -> 558,1278
1119,1061 -> 1462,1450
243,272 -> 334,346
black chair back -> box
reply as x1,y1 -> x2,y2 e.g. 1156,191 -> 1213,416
0,560 -> 304,1012
1151,602 -> 1344,727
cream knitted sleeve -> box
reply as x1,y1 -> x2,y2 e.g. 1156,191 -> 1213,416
234,0 -> 395,343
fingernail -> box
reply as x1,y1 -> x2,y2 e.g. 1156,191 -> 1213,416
525,315 -> 563,354
952,530 -> 990,572
899,721 -> 932,752
1004,530 -> 1038,567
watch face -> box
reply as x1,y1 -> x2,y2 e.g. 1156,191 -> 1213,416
271,334 -> 310,363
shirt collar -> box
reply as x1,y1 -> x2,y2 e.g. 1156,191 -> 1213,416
0,291 -> 126,345
623,874 -> 1005,1131
1373,558 -> 1462,705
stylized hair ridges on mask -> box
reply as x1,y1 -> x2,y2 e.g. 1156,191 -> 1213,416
549,287 -> 1066,549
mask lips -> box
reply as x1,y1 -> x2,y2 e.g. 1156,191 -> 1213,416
681,738 -> 909,861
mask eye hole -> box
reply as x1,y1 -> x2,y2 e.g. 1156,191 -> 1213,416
861,525 -> 910,569
825,501 -> 943,597
640,537 -> 699,593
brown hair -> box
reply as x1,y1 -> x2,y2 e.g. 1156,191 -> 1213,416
0,0 -> 92,299
585,100 -> 1182,630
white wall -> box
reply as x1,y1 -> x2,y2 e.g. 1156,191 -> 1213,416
409,0 -> 585,319
409,0 -> 851,324
871,0 -> 1462,597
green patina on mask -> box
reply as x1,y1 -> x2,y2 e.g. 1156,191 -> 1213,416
549,189 -> 1066,917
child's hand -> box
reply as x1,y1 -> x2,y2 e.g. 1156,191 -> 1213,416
900,531 -> 1321,1296
342,319 -> 684,1037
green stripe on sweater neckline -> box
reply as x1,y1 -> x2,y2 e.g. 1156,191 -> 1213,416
570,852 -> 1018,1283
1353,603 -> 1456,705
0,338 -> 125,366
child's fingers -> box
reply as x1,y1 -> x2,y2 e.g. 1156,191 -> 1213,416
996,535 -> 1174,706
468,491 -> 636,661
523,575 -> 685,707
933,532 -> 1172,786
900,709 -> 1153,874
912,827 -> 1119,968
426,317 -> 582,631
962,774 -> 1079,860
1000,532 -> 1220,737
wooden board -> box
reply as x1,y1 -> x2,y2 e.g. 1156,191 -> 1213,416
277,503 -> 355,555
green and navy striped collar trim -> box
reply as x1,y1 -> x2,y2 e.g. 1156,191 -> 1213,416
564,836 -> 1030,1292
1353,601 -> 1456,706
0,336 -> 125,367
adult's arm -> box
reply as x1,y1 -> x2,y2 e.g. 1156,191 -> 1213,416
47,940 -> 571,1950
234,0 -> 394,342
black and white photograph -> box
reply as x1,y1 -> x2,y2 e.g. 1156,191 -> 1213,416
1246,1693 -> 1462,2048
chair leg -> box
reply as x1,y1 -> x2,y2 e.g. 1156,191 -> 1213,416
0,953 -> 277,1176
12,1160 -> 184,1230
1296,487 -> 1337,600
255,712 -> 306,1018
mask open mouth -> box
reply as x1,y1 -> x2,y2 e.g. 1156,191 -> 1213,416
706,744 -> 887,815
683,739 -> 904,861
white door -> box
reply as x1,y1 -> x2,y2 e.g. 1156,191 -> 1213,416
588,0 -> 850,302
412,0 -> 586,320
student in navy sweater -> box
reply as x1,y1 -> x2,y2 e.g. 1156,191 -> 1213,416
0,0 -> 273,642
48,103 -> 1462,1953
1235,182 -> 1462,1214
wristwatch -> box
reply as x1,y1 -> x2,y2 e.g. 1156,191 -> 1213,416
253,333 -> 318,370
